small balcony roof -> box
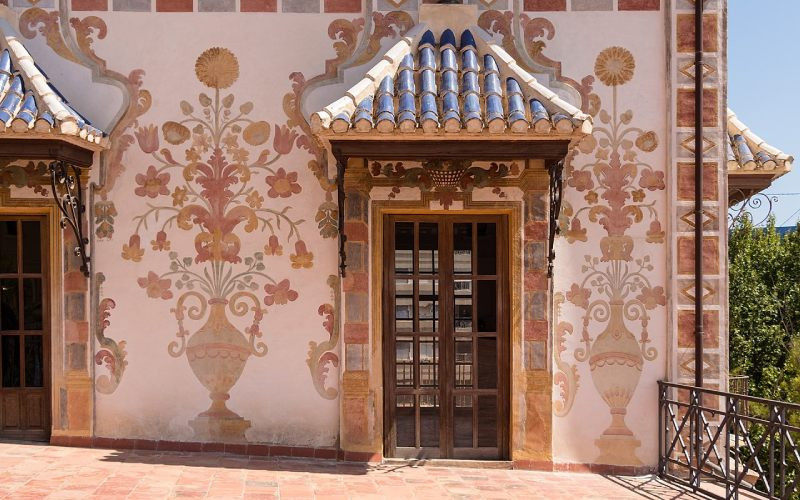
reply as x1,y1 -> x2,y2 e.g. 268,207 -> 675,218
311,23 -> 591,142
727,108 -> 793,202
0,13 -> 106,151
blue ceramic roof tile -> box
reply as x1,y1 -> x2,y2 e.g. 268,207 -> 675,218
727,110 -> 793,174
0,42 -> 105,143
314,28 -> 588,136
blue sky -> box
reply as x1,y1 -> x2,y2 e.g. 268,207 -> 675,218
729,1 -> 800,226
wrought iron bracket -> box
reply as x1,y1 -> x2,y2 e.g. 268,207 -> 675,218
336,158 -> 348,278
547,159 -> 564,278
728,189 -> 778,227
49,160 -> 90,277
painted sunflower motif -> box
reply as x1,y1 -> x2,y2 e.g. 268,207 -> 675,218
195,47 -> 239,89
594,46 -> 635,87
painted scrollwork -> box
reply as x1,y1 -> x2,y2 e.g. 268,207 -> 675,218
19,9 -> 153,240
93,274 -> 127,395
477,11 -> 594,112
283,12 -> 414,238
307,275 -> 341,400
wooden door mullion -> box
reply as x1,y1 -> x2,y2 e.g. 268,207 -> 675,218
440,220 -> 453,457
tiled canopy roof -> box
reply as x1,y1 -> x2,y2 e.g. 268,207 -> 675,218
0,19 -> 104,146
727,109 -> 792,174
311,25 -> 591,138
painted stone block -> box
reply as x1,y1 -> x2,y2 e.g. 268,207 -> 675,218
112,0 -> 150,11
240,0 -> 277,10
676,14 -> 719,53
677,162 -> 718,201
324,0 -> 360,12
198,0 -> 235,11
523,0 -> 565,10
677,236 -> 720,275
156,0 -> 191,10
677,88 -> 718,127
282,0 -> 320,14
677,309 -> 720,348
571,0 -> 612,10
72,0 -> 108,10
618,0 -> 659,10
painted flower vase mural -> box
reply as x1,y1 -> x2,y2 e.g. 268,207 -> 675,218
555,47 -> 665,465
125,48 -> 309,442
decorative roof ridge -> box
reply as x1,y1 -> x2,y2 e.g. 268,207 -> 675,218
727,108 -> 793,173
311,23 -> 429,134
0,11 -> 106,147
469,24 -> 592,136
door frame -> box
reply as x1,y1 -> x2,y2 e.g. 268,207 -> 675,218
375,206 -> 519,460
0,203 -> 63,441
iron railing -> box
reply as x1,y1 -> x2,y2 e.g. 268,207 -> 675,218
658,381 -> 800,499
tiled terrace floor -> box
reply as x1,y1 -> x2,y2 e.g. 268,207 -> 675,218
0,442 -> 705,499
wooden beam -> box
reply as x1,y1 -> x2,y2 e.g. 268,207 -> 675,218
330,139 -> 571,162
0,138 -> 95,167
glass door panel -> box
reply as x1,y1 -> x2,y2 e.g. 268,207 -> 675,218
385,215 -> 506,460
0,217 -> 50,441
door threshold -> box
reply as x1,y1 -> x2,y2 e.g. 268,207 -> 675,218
382,458 -> 513,469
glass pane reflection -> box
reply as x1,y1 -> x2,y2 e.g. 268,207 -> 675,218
419,223 -> 438,274
0,221 -> 18,274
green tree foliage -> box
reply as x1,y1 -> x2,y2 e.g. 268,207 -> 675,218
729,217 -> 800,401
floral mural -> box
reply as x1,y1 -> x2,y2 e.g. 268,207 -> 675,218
123,47 -> 313,442
554,46 -> 666,466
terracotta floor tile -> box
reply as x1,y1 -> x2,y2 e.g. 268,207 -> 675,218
0,442 -> 707,499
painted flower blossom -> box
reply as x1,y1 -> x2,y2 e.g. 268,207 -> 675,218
566,283 -> 591,309
246,191 -> 264,209
568,169 -> 594,192
243,122 -> 270,146
151,231 -> 171,251
121,234 -> 144,262
594,46 -> 635,87
264,235 -> 283,256
635,131 -> 659,152
577,134 -> 597,154
137,271 -> 173,300
564,218 -> 588,244
639,169 -> 665,191
135,166 -> 170,198
162,121 -> 190,145
646,220 -> 665,244
273,124 -> 299,155
266,168 -> 302,198
135,124 -> 159,153
632,189 -> 646,202
584,191 -> 599,204
263,279 -> 298,306
290,241 -> 314,269
636,285 -> 666,310
172,186 -> 189,207
195,47 -> 239,90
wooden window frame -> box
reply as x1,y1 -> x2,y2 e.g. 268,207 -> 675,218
382,213 -> 510,460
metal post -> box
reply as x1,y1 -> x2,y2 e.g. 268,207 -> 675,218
336,157 -> 347,277
694,0 -> 705,390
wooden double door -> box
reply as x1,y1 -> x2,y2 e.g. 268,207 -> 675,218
383,214 -> 509,460
0,216 -> 50,441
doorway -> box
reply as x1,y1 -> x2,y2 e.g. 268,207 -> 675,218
0,216 -> 50,441
383,214 -> 509,459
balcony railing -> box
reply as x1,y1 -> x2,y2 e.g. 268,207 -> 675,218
658,381 -> 800,499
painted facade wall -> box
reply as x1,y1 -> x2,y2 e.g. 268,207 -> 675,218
0,0 -> 728,468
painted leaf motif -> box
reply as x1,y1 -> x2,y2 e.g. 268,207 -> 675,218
180,100 -> 194,115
